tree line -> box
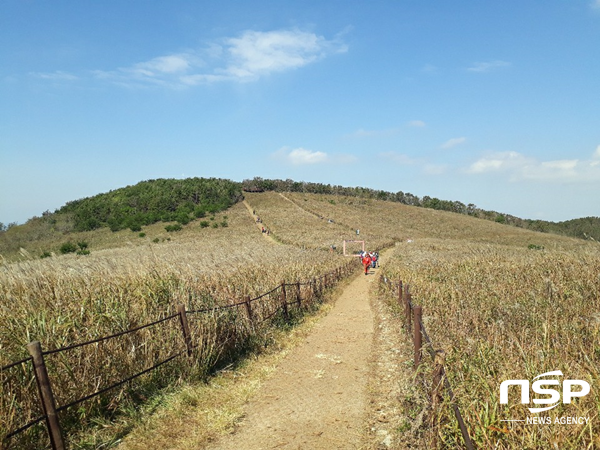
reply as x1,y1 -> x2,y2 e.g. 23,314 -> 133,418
2,176 -> 597,242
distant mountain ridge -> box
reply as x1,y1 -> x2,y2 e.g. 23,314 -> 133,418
1,177 -> 598,242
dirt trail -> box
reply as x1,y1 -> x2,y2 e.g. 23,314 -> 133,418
206,255 -> 388,450
242,200 -> 277,243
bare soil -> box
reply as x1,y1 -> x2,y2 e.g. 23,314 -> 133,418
205,264 -> 376,449
204,249 -> 424,450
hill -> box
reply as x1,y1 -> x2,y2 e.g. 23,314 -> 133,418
58,177 -> 242,232
1,187 -> 598,449
1,177 -> 598,262
242,177 -> 600,241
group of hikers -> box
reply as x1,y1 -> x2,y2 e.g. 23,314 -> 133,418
360,250 -> 379,275
253,213 -> 271,235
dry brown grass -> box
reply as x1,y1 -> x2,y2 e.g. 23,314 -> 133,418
2,192 -> 597,449
0,201 -> 354,449
245,192 -> 395,252
284,192 -> 592,251
380,238 -> 600,448
114,290 -> 341,450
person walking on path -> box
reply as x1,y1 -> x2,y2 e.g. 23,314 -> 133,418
361,252 -> 372,275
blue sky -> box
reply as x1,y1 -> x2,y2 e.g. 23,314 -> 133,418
1,0 -> 599,225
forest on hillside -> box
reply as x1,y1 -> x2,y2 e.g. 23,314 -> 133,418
56,178 -> 242,232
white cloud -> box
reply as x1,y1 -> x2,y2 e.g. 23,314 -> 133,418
593,145 -> 600,159
466,149 -> 600,183
466,151 -> 534,174
440,137 -> 466,149
288,148 -> 328,165
272,147 -> 356,165
407,120 -> 426,128
185,28 -> 345,86
220,29 -> 346,81
54,28 -> 347,88
30,71 -> 78,81
129,54 -> 193,76
272,147 -> 328,165
467,60 -> 511,73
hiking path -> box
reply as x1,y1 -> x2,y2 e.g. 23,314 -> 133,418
205,253 -> 390,449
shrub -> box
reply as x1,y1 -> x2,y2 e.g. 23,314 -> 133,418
176,213 -> 190,225
40,251 -> 52,259
77,242 -> 88,250
200,221 -> 210,228
76,249 -> 90,256
139,232 -> 146,238
220,221 -> 228,228
165,224 -> 183,232
59,242 -> 78,254
152,238 -> 160,243
211,222 -> 219,229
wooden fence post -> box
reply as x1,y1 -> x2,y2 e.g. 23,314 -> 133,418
431,350 -> 446,410
398,280 -> 403,307
413,305 -> 422,368
430,349 -> 446,448
281,282 -> 289,321
405,289 -> 412,334
244,295 -> 253,324
27,341 -> 66,450
177,304 -> 193,357
296,281 -> 301,308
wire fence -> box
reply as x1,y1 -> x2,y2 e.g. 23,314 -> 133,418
1,260 -> 359,450
379,276 -> 475,450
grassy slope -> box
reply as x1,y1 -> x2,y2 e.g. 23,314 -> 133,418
2,191 -> 598,449
0,200 -> 348,448
283,192 -> 591,250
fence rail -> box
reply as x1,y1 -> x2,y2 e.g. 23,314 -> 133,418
380,276 -> 475,450
1,259 -> 359,450
0,357 -> 32,373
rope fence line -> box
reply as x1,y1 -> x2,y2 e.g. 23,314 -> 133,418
1,259 -> 360,450
42,313 -> 180,356
55,350 -> 186,414
380,276 -> 475,450
3,416 -> 46,442
0,356 -> 32,373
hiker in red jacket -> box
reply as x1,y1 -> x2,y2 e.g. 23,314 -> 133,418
361,252 -> 372,275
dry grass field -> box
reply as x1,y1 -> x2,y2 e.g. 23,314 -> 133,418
1,192 -> 598,449
380,239 -> 600,448
0,201 -> 350,448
